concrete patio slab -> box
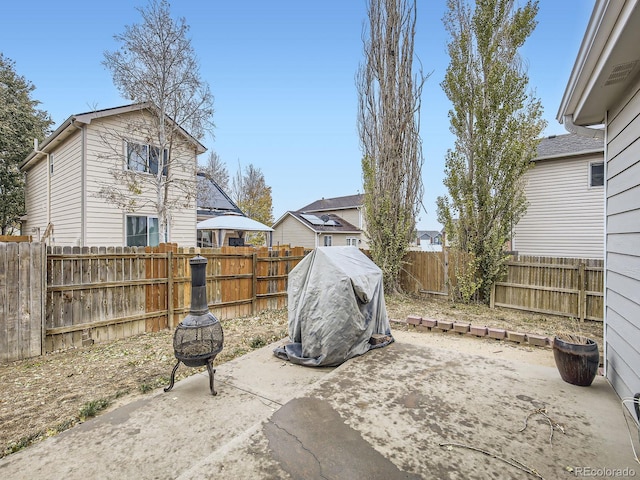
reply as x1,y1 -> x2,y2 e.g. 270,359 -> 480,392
0,330 -> 637,480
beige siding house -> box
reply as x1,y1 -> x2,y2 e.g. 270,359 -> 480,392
513,133 -> 604,258
558,0 -> 640,422
20,104 -> 205,247
272,194 -> 366,249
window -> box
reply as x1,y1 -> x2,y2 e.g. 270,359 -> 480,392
346,237 -> 358,246
126,215 -> 159,247
323,235 -> 332,246
127,142 -> 168,175
49,154 -> 54,176
590,162 -> 604,187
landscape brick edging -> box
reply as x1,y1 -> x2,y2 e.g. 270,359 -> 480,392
389,316 -> 553,348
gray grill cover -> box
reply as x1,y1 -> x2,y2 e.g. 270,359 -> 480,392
274,246 -> 393,367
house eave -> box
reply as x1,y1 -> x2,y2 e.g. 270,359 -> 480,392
558,0 -> 640,127
21,103 -> 207,171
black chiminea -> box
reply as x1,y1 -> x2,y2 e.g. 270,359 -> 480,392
164,255 -> 224,395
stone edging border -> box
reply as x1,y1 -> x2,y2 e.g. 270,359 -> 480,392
390,315 -> 552,348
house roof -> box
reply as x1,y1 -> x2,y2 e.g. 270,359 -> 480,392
196,173 -> 242,214
418,230 -> 442,238
558,0 -> 640,127
278,211 -> 361,234
297,194 -> 364,212
21,103 -> 207,171
535,133 -> 603,161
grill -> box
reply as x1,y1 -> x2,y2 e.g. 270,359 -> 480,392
164,255 -> 224,395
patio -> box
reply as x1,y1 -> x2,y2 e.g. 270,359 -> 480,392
0,329 -> 637,479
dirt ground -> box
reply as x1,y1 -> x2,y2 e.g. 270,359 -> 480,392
0,294 -> 603,458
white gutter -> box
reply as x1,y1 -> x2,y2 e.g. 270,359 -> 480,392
563,114 -> 604,140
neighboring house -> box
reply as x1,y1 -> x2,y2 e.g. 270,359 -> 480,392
417,230 -> 442,246
196,174 -> 243,222
512,133 -> 604,259
416,230 -> 443,252
20,104 -> 205,248
272,194 -> 366,249
558,0 -> 640,422
195,175 -> 244,247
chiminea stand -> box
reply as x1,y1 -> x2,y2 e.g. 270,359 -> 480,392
164,255 -> 224,395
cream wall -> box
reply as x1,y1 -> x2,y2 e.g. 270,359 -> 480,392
513,152 -> 605,259
23,109 -> 198,247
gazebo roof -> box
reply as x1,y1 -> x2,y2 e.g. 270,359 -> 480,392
197,213 -> 273,232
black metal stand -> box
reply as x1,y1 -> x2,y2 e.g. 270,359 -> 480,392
206,359 -> 217,396
164,360 -> 181,393
164,359 -> 217,396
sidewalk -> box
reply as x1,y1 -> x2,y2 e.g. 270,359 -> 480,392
0,330 -> 637,479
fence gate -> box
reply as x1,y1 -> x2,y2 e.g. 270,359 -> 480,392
0,242 -> 45,362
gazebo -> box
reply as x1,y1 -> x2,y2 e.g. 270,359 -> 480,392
197,213 -> 273,248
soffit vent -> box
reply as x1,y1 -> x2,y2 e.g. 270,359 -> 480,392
604,61 -> 638,86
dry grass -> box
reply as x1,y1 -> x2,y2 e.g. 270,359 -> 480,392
0,293 -> 603,458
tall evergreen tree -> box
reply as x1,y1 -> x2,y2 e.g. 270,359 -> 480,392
0,54 -> 52,235
357,0 -> 427,293
436,0 -> 546,303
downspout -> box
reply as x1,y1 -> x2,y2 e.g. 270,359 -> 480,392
70,119 -> 86,247
563,114 -> 605,140
602,111 -> 609,380
563,113 -> 607,376
33,139 -> 51,233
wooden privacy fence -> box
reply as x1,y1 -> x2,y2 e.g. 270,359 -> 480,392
399,249 -> 470,295
400,250 -> 604,322
0,242 -> 45,363
0,243 -> 306,361
45,244 -> 306,353
491,256 -> 604,322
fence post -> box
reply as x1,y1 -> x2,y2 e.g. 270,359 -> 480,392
578,262 -> 586,323
252,251 -> 258,314
40,242 -> 46,356
167,250 -> 174,328
443,247 -> 449,295
490,282 -> 496,309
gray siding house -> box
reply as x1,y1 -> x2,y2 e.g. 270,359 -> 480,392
558,0 -> 640,421
513,133 -> 604,258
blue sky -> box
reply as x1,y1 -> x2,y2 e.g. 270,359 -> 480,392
1,0 -> 595,230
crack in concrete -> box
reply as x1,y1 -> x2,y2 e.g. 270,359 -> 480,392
268,418 -> 329,480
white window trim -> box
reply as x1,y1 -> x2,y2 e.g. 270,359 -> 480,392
125,214 -> 161,247
324,235 -> 333,246
126,141 -> 168,175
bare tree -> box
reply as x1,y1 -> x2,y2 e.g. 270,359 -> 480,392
357,0 -> 428,293
197,151 -> 229,208
100,0 -> 214,241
